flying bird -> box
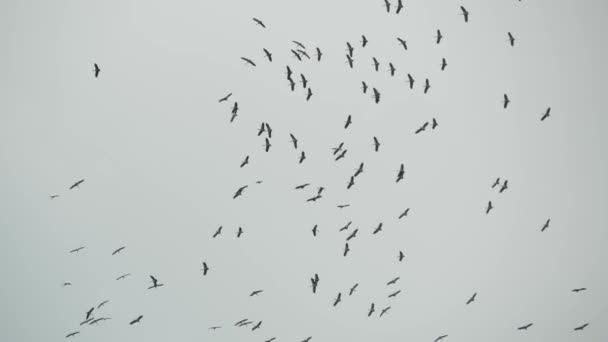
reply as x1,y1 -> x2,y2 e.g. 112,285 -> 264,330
361,35 -> 368,47
315,47 -> 322,61
344,115 -> 352,129
362,81 -> 368,93
264,138 -> 271,152
300,74 -> 308,88
380,306 -> 391,317
218,93 -> 232,102
240,155 -> 249,168
383,0 -> 391,13
349,283 -> 359,296
86,307 -> 94,320
346,41 -> 354,57
208,326 -> 222,330
517,323 -> 533,330
70,246 -> 85,253
97,300 -> 109,309
213,226 -> 222,238
291,49 -> 303,61
499,180 -> 508,193
307,195 -> 322,202
396,0 -> 404,13
373,88 -> 381,103
432,118 -> 439,129
541,219 -> 551,232
492,177 -> 501,188
373,136 -> 380,151
347,176 -> 355,190
93,63 -> 100,78
398,250 -> 405,261
333,292 -> 342,306
373,57 -> 380,71
346,54 -> 354,68
233,185 -> 248,199
396,164 -> 405,183
293,41 -> 307,49
252,18 -> 266,28
289,134 -> 298,149
232,102 -> 239,115
388,290 -> 401,298
397,37 -> 407,50
424,78 -> 430,94
435,29 -> 443,44
340,221 -> 352,232
574,323 -> 589,331
66,332 -> 80,338
387,277 -> 400,285
389,62 -> 396,76
415,122 -> 429,134
49,194 -> 60,199
460,6 -> 469,22
295,183 -> 310,190
373,223 -> 383,234
250,290 -> 263,296
306,88 -> 313,101
332,142 -> 345,155
441,58 -> 447,71
346,229 -> 359,241
507,32 -> 515,46
434,335 -> 448,342
201,262 -> 209,275
263,48 -> 272,62
116,273 -> 130,280
299,151 -> 306,164
237,226 -> 243,238
398,208 -> 410,219
486,201 -> 494,214
407,73 -> 414,89
343,243 -> 350,257
252,321 -> 262,331
540,107 -> 551,121
312,224 -> 318,236
241,57 -> 256,67
112,246 -> 125,255
368,303 -> 375,316
129,315 -> 143,325
503,94 -> 510,108
572,288 -> 587,293
148,275 -> 164,289
69,179 -> 85,189
297,49 -> 310,59
466,292 -> 477,305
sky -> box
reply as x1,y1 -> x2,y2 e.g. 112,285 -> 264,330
1,0 -> 607,341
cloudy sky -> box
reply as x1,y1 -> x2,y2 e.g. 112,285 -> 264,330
1,0 -> 607,341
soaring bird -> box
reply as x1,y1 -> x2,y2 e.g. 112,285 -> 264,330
306,88 -> 313,101
441,58 -> 447,71
286,65 -> 293,79
388,290 -> 401,298
289,134 -> 298,149
70,246 -> 85,253
343,243 -> 350,257
263,48 -> 272,62
69,179 -> 85,189
340,221 -> 352,232
383,0 -> 391,13
389,62 -> 396,76
361,35 -> 368,47
460,6 -> 469,22
291,49 -> 303,61
492,177 -> 501,188
315,47 -> 322,61
503,94 -> 510,108
237,226 -> 243,238
97,300 -> 109,309
250,290 -> 263,296
349,283 -> 359,296
252,321 -> 262,331
435,29 -> 443,44
218,93 -> 232,102
265,122 -> 272,138
213,226 -> 222,238
486,201 -> 493,214
295,183 -> 310,190
398,250 -> 405,261
307,195 -> 322,202
396,164 -> 405,183
85,307 -> 94,320
434,335 -> 448,342
301,336 -> 312,342
49,194 -> 60,199
299,151 -> 306,164
346,54 -> 354,68
289,78 -> 296,91
354,162 -> 364,177
66,332 -> 80,338
396,0 -> 404,13
574,323 -> 589,331
424,78 -> 430,94
311,273 -> 319,293
148,275 -> 164,289
398,208 -> 410,219
234,318 -> 248,326
373,223 -> 383,234
232,102 -> 239,115
233,185 -> 248,199
572,287 -> 587,293
240,155 -> 249,168
93,63 -> 100,78
380,306 -> 391,317
346,229 -> 359,241
335,149 -> 347,161
297,49 -> 310,59
499,180 -> 508,193
201,262 -> 209,275
407,73 -> 414,89
116,273 -> 131,280
517,323 -> 533,330
347,176 -> 355,190
300,74 -> 308,88
373,137 -> 380,151
332,142 -> 345,155
264,338 -> 276,342
253,18 -> 266,28
346,41 -> 354,57
112,246 -> 125,255
362,81 -> 368,93
415,122 -> 429,135
387,277 -> 400,285
541,219 -> 551,232
62,282 -> 72,287
540,107 -> 551,121
466,292 -> 477,305
333,292 -> 342,306
372,88 -> 381,103
209,326 -> 222,330
129,315 -> 143,325
344,115 -> 353,129
293,41 -> 307,49
507,32 -> 515,46
368,303 -> 375,316
241,57 -> 256,67
312,224 -> 318,236
79,318 -> 93,325
432,118 -> 439,129
397,37 -> 407,50
373,57 -> 380,71
264,138 -> 271,152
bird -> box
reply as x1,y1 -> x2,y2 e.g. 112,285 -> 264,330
250,290 -> 263,296
346,229 -> 358,241
97,300 -> 109,309
315,47 -> 322,61
362,81 -> 368,94
312,224 -> 318,236
233,185 -> 248,199
289,134 -> 298,149
129,315 -> 143,325
293,40 -> 307,49
361,35 -> 368,47
306,88 -> 313,101
340,221 -> 352,232
62,282 -> 72,287
435,29 -> 443,44
424,78 -> 430,94
346,41 -> 354,57
346,54 -> 354,68
574,323 -> 589,331
241,57 -> 256,67
398,208 -> 410,219
111,246 -> 125,255
301,337 -> 312,342
66,332 -> 80,338
297,49 -> 310,59
240,155 -> 249,168
466,292 -> 477,304
373,137 -> 380,151
93,63 -> 100,78
387,277 -> 400,285
517,323 -> 533,330
541,219 -> 551,232
434,335 -> 448,342
263,48 -> 272,62
416,122 -> 429,134
85,307 -> 94,320
503,94 -> 510,108
388,290 -> 401,298
344,115 -> 353,129
300,74 -> 308,88
372,88 -> 381,103
237,226 -> 243,238
397,37 -> 407,50
232,102 -> 239,115
373,223 -> 383,234
264,138 -> 271,152
49,194 -> 60,199
252,321 -> 262,331
384,0 -> 391,13
69,179 -> 85,189
201,262 -> 209,275
332,142 -> 345,155
354,162 -> 364,177
264,338 -> 276,342
396,0 -> 404,14
218,93 -> 232,102
396,164 -> 405,183
257,122 -> 266,136
507,32 -> 515,46
299,151 -> 306,164
499,180 -> 508,193
379,306 -> 391,317
213,226 -> 222,238
373,57 -> 380,71
441,58 -> 447,71
253,18 -> 266,28
79,318 -> 93,325
491,177 -> 501,188
540,107 -> 551,121
343,243 -> 350,257
286,65 -> 293,79
486,201 -> 493,214
208,326 -> 222,330
295,183 -> 310,190
291,49 -> 303,61
116,273 -> 131,280
432,118 -> 439,129
347,176 -> 355,190
148,275 -> 164,289
235,318 -> 248,326
398,251 -> 405,261
317,187 -> 325,196
349,283 -> 359,296
289,78 -> 296,91
460,6 -> 469,22
70,246 -> 85,253
333,292 -> 342,306
572,288 -> 587,293
407,73 -> 414,89
389,62 -> 396,76
311,274 -> 320,293
368,303 -> 375,317
265,122 -> 272,138
307,195 -> 322,202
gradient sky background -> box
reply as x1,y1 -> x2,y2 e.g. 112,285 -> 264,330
1,0 -> 607,341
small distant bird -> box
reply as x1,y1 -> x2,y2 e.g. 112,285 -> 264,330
441,58 -> 447,71
373,57 -> 380,71
466,292 -> 477,305
93,63 -> 100,78
293,41 -> 307,49
263,48 -> 272,62
486,201 -> 493,214
373,88 -> 381,103
368,303 -> 375,317
349,283 -> 359,296
70,246 -> 85,253
503,94 -> 510,108
434,335 -> 448,342
416,122 -> 429,134
232,102 -> 239,115
213,226 -> 222,238
507,32 -> 515,46
148,275 -> 163,289
397,37 -> 407,50
346,54 -> 354,68
97,300 -> 109,309
373,223 -> 383,234
209,326 -> 222,331
295,183 -> 310,190
492,177 -> 501,188
347,176 -> 355,190
354,162 -> 364,177
264,138 -> 271,152
383,0 -> 391,13
241,57 -> 256,67
361,35 -> 368,47
62,282 -> 72,286
300,74 -> 308,88
291,49 -> 303,61
387,277 -> 400,285
80,318 -> 93,325
315,47 -> 322,61
289,78 -> 296,91
380,306 -> 391,317
66,331 -> 80,338
112,246 -> 125,255
340,221 -> 352,232
344,115 -> 353,129
541,219 -> 551,232
307,195 -> 322,202
250,290 -> 263,296
253,18 -> 266,28
362,81 -> 368,93
398,251 -> 405,261
317,187 -> 324,196
252,321 -> 262,331
572,288 -> 587,293
574,323 -> 589,331
201,262 -> 209,275
432,118 -> 439,129
346,41 -> 354,57
424,78 -> 430,94
237,226 -> 243,238
343,243 -> 350,257
396,164 -> 405,183
265,122 -> 272,138
312,224 -> 318,236
86,307 -> 94,320
396,0 -> 404,13
286,65 -> 293,79
346,229 -> 358,241
435,29 -> 443,44
235,318 -> 248,326
301,336 -> 312,342
540,107 -> 551,121
306,88 -> 313,101
289,134 -> 298,149
518,323 -> 533,330
49,194 -> 60,199
233,185 -> 248,199
265,338 -> 276,342
311,273 -> 319,293
69,179 -> 85,189
299,151 -> 306,164
499,180 -> 508,193
333,292 -> 342,306
373,136 -> 380,151
388,290 -> 401,298
297,49 -> 310,59
240,155 -> 249,168
389,62 -> 396,76
129,315 -> 143,325
332,142 -> 345,155
218,93 -> 232,102
398,208 -> 410,219
460,6 -> 469,22
116,273 -> 130,281
407,73 -> 414,89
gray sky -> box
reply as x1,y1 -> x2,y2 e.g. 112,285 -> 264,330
1,0 -> 607,341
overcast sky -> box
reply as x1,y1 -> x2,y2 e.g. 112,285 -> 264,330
1,0 -> 607,341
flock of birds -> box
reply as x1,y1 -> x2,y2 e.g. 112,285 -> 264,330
53,1 -> 592,341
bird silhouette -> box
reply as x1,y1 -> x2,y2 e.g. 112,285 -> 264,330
362,81 -> 368,93
389,62 -> 396,76
299,151 -> 306,164
85,307 -> 94,320
293,41 -> 307,49
435,29 -> 443,44
373,57 -> 380,71
97,300 -> 109,309
388,290 -> 401,298
289,134 -> 298,149
373,223 -> 383,234
499,180 -> 508,193
398,250 -> 405,261
407,73 -> 415,89
62,282 -> 72,286
69,179 -> 85,189
398,208 -> 410,219
396,164 -> 405,182
306,88 -> 313,101
312,224 -> 318,236
361,35 -> 368,47
218,93 -> 232,102
264,138 -> 271,152
503,94 -> 510,108
307,195 -> 322,202
572,288 -> 587,293
253,18 -> 266,28
384,0 -> 391,13
368,303 -> 375,316
492,177 -> 501,188
315,47 -> 322,61
49,194 -> 60,199
349,283 -> 359,296
344,115 -> 353,129
387,277 -> 400,285
354,162 -> 364,177
66,331 -> 80,338
291,49 -> 303,61
300,74 -> 308,88
213,226 -> 222,238
232,102 -> 239,115
295,183 -> 310,190
346,41 -> 354,57
347,176 -> 355,189
397,37 -> 407,50
415,122 -> 429,134
252,321 -> 262,331
233,185 -> 248,199
241,57 -> 256,67
70,246 -> 85,253
424,78 -> 430,94
517,323 -> 533,330
340,221 -> 352,232
540,107 -> 551,121
486,201 -> 493,214
116,273 -> 130,280
396,0 -> 404,13
237,226 -> 243,238
541,219 -> 551,232
346,229 -> 359,241
346,54 -> 354,68
240,155 -> 249,168
333,292 -> 342,306
466,292 -> 477,305
434,335 -> 448,342
441,58 -> 447,71
311,273 -> 320,293
343,243 -> 350,257
265,122 -> 272,138
297,49 -> 310,59
460,6 -> 469,22
373,136 -> 380,151
507,32 -> 515,46
202,262 -> 209,275
93,63 -> 100,78
301,336 -> 312,342
263,48 -> 272,62
129,315 -> 143,325
332,142 -> 345,155
112,246 -> 125,255
380,306 -> 391,317
148,275 -> 164,289
208,326 -> 222,330
574,323 -> 589,331
250,290 -> 263,296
